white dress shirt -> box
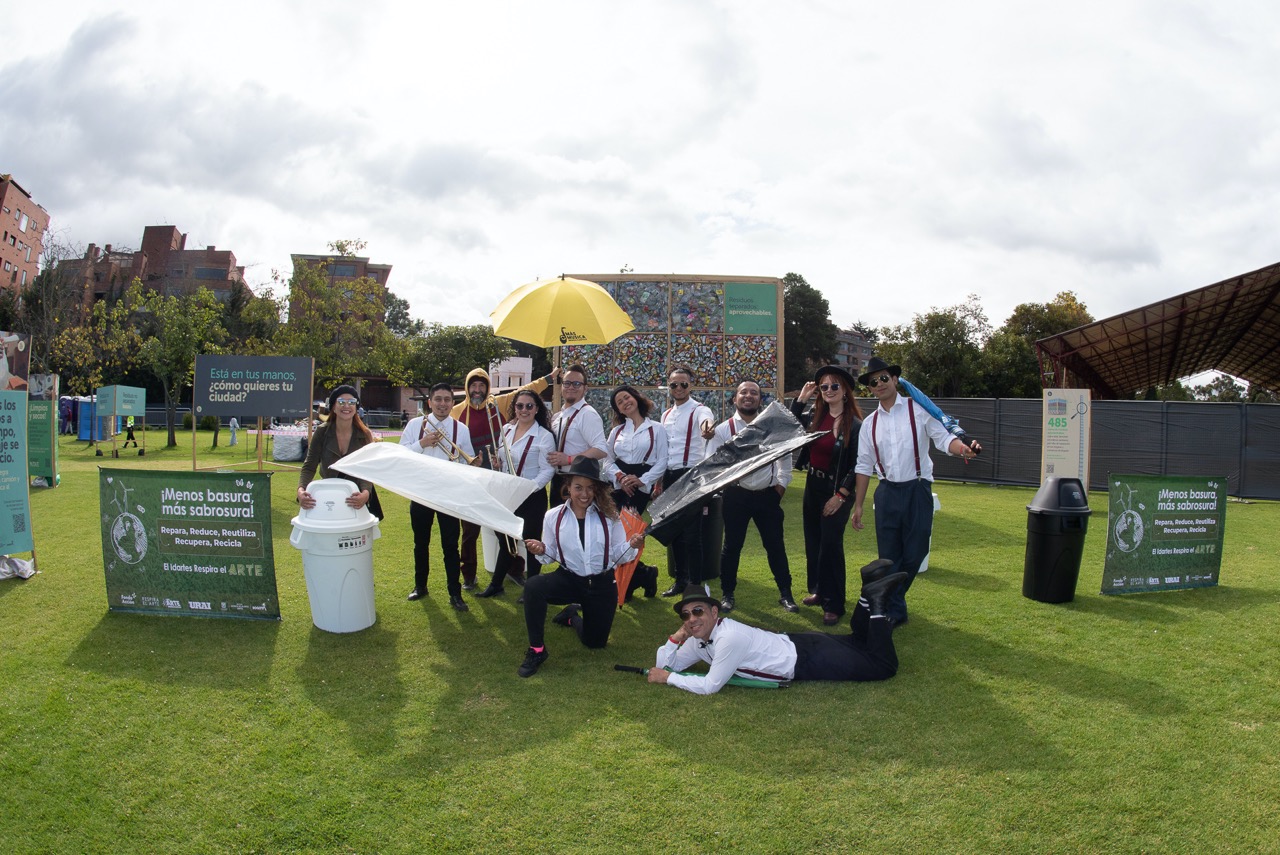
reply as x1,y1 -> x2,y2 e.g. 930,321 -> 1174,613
400,415 -> 475,464
500,422 -> 556,489
854,395 -> 955,483
705,413 -> 794,492
661,398 -> 714,470
602,418 -> 669,493
537,504 -> 637,576
551,400 -> 608,473
655,618 -> 797,695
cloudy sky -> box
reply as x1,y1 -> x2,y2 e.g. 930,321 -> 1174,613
4,0 -> 1279,337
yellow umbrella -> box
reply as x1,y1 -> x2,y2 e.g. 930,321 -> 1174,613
490,275 -> 634,348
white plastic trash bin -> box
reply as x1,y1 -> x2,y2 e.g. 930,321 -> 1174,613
289,478 -> 382,633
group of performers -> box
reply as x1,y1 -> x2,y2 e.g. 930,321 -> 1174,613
298,356 -> 981,690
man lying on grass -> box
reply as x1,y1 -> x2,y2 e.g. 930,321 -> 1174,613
647,560 -> 907,695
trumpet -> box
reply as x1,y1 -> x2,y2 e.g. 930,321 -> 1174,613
423,418 -> 478,464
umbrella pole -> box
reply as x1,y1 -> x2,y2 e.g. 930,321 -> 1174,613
552,345 -> 562,411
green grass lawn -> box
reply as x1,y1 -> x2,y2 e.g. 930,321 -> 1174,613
3,433 -> 1278,853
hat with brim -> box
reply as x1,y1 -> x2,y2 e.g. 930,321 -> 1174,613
857,356 -> 901,387
813,364 -> 858,391
673,585 -> 721,616
565,456 -> 608,484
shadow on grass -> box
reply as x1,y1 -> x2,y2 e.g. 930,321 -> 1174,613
297,621 -> 408,756
1066,582 -> 1277,623
70,611 -> 281,689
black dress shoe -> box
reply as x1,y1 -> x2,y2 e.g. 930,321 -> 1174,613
517,647 -> 549,677
859,558 -> 896,585
801,593 -> 821,606
406,588 -> 426,601
719,595 -> 735,612
552,604 -> 581,627
779,596 -> 799,613
449,595 -> 469,612
475,584 -> 504,598
822,611 -> 841,626
861,571 -> 909,618
661,584 -> 684,598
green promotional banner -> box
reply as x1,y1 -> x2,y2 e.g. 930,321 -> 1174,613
100,469 -> 280,619
1102,473 -> 1226,594
724,282 -> 778,335
0,390 -> 33,552
28,374 -> 58,481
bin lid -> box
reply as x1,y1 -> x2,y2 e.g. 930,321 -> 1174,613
1027,476 -> 1092,516
292,478 -> 381,533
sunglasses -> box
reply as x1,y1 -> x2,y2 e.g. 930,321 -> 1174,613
819,383 -> 841,392
335,399 -> 359,406
680,606 -> 710,620
867,374 -> 892,387
669,381 -> 690,389
562,380 -> 585,389
513,402 -> 536,411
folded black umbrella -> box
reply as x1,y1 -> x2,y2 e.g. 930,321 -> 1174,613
646,401 -> 823,545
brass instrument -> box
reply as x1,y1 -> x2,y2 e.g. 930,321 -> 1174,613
486,401 -> 523,558
424,417 -> 478,464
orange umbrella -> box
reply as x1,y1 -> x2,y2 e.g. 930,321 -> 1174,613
614,508 -> 647,607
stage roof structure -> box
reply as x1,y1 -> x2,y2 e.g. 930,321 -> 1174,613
1036,261 -> 1280,399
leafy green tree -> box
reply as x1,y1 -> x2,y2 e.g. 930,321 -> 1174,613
277,256 -> 389,389
381,324 -> 514,397
1246,383 -> 1278,403
880,294 -> 990,397
782,272 -> 838,392
129,283 -> 228,446
981,291 -> 1094,397
1192,373 -> 1246,402
1140,381 -> 1194,401
49,289 -> 141,395
222,280 -> 281,355
385,291 -> 426,338
11,237 -> 88,374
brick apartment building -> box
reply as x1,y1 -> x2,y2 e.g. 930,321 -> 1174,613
57,224 -> 248,304
0,174 -> 50,292
834,326 -> 874,376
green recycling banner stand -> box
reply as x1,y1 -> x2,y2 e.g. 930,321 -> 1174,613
1102,473 -> 1226,595
100,468 -> 280,620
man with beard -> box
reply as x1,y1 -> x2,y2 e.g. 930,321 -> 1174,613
705,380 -> 797,614
655,366 -> 718,596
545,364 -> 608,507
451,366 -> 558,588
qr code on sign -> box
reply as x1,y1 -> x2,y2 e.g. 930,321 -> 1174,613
1046,464 -> 1055,473
12,514 -> 26,533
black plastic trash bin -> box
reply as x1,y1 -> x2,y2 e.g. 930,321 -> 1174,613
1023,476 -> 1091,603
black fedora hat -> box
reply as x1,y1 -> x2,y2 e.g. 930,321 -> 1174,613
858,356 -> 901,387
812,364 -> 858,391
673,585 -> 721,616
565,456 -> 608,484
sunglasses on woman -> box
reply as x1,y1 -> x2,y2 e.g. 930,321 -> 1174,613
513,402 -> 536,411
819,383 -> 841,392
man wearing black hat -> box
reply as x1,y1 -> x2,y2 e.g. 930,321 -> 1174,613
852,356 -> 981,627
647,560 -> 907,695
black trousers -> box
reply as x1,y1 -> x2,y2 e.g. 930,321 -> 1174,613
523,567 -> 617,649
663,469 -> 722,585
410,502 -> 462,597
802,472 -> 854,616
788,614 -> 897,682
491,488 -> 548,586
873,479 -> 935,623
720,485 -> 792,599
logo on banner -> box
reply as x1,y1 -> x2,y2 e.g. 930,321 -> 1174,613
105,476 -> 149,564
1111,483 -> 1144,554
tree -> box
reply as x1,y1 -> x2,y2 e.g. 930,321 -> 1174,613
380,324 -> 514,397
981,291 -> 1094,397
1192,373 -> 1246,402
880,294 -> 990,397
1140,382 -> 1194,401
48,289 -> 141,395
222,279 -> 281,355
130,283 -> 228,446
12,236 -> 87,374
385,291 -> 426,338
782,272 -> 839,392
850,320 -> 878,346
277,255 -> 389,389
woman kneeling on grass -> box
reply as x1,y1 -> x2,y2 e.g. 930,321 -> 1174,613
517,457 -> 646,678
